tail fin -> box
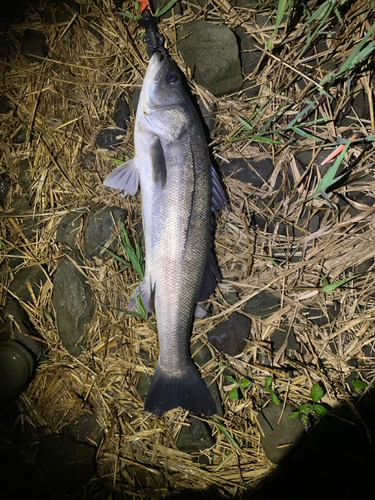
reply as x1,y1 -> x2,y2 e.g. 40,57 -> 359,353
144,362 -> 217,416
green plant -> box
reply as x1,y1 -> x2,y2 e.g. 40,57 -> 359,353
261,376 -> 280,405
352,379 -> 368,390
289,382 -> 328,423
106,220 -> 144,279
227,375 -> 250,400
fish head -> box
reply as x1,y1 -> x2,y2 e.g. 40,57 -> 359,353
138,50 -> 192,140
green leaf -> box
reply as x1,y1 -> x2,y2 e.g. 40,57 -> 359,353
288,411 -> 301,419
310,383 -> 324,402
271,392 -> 280,405
321,274 -> 360,293
265,376 -> 272,388
227,375 -> 237,383
154,0 -> 179,16
352,379 -> 368,390
229,387 -> 239,400
240,378 -> 251,388
298,403 -> 313,414
212,417 -> 241,451
314,138 -> 352,195
314,404 -> 328,416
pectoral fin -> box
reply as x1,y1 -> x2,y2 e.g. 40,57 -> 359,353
211,165 -> 227,211
103,159 -> 140,196
150,138 -> 167,188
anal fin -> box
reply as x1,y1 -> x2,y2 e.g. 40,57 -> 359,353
128,278 -> 154,313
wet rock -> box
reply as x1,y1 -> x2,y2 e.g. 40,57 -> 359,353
235,26 -> 261,97
56,213 -> 81,248
35,434 -> 96,494
178,21 -> 243,96
257,403 -> 304,464
21,30 -> 48,62
0,173 -> 9,201
62,412 -> 104,447
223,291 -> 238,305
17,159 -> 32,191
0,96 -> 12,114
301,302 -> 340,327
52,252 -> 94,355
244,290 -> 280,318
271,322 -> 301,352
208,312 -> 251,356
83,206 -> 127,259
219,157 -> 273,186
176,416 -> 215,452
0,297 -> 44,359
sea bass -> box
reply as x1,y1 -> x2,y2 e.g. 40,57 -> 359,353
104,50 -> 226,416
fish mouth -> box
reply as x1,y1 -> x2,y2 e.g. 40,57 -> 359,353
148,49 -> 167,82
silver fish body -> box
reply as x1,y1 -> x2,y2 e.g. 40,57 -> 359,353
104,51 -> 225,415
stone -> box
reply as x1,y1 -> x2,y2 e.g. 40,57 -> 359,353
257,403 -> 304,464
137,373 -> 152,398
271,322 -> 301,352
208,312 -> 251,356
0,173 -> 9,201
176,417 -> 215,452
219,157 -> 273,186
21,30 -> 48,62
13,125 -> 27,144
9,266 -> 47,303
97,127 -> 125,149
56,213 -> 81,248
83,206 -> 127,259
244,290 -> 280,318
178,21 -> 243,96
43,0 -> 80,24
62,412 -> 104,447
83,151 -> 97,169
301,302 -> 340,327
113,92 -> 130,130
35,434 -> 96,494
235,26 -> 261,98
17,159 -> 32,191
0,96 -> 12,114
52,252 -> 94,355
0,297 -> 44,359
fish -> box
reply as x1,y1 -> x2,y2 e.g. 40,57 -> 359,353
103,49 -> 226,416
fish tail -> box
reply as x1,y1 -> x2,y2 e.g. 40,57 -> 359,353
144,361 -> 217,416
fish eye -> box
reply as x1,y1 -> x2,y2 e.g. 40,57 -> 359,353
166,72 -> 179,84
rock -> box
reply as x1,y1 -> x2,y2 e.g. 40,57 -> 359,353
271,322 -> 301,352
35,434 -> 96,494
301,302 -> 340,327
9,265 -> 47,303
13,125 -> 27,144
235,26 -> 261,97
113,92 -> 130,130
191,340 -> 223,415
62,412 -> 104,447
257,403 -> 304,464
0,173 -> 9,201
0,96 -> 12,114
219,157 -> 273,186
56,213 -> 81,248
43,0 -> 80,24
178,21 -> 243,96
244,290 -> 280,318
21,30 -> 48,62
176,416 -> 215,452
353,258 -> 373,275
83,206 -> 127,259
208,312 -> 251,356
52,252 -> 94,355
137,373 -> 152,398
83,151 -> 97,169
0,297 -> 44,359
97,127 -> 125,149
17,159 -> 32,191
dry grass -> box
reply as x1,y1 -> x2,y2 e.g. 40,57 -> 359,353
1,0 -> 375,497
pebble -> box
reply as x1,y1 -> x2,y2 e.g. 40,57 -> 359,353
21,29 -> 48,62
244,290 -> 280,318
208,312 -> 251,356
